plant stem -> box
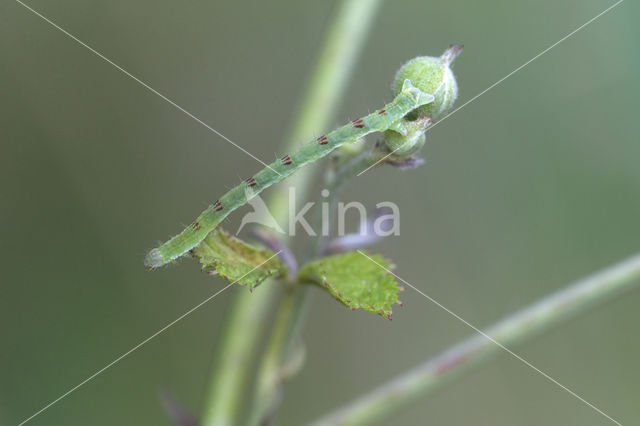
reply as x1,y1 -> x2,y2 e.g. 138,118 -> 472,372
310,252 -> 640,425
247,289 -> 297,426
248,125 -> 386,426
200,294 -> 273,426
200,1 -> 381,424
250,124 -> 390,426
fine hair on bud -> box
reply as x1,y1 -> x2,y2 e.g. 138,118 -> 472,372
391,45 -> 463,121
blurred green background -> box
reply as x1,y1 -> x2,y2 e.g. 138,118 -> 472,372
1,0 -> 639,424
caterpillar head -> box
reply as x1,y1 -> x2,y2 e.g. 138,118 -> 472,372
392,45 -> 462,121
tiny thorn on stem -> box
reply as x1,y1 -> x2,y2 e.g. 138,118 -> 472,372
441,44 -> 464,64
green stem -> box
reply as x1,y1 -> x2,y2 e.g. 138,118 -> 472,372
200,287 -> 274,426
201,1 -> 381,424
310,252 -> 640,425
249,120 -> 387,426
247,289 -> 297,426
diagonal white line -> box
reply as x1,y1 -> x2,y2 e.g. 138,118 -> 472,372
357,0 -> 624,177
17,251 -> 282,426
15,0 -> 282,177
357,250 -> 622,425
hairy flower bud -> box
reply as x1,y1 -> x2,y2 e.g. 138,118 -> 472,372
391,45 -> 462,121
383,116 -> 432,158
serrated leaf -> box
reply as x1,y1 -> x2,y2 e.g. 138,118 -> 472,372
192,229 -> 286,289
297,251 -> 401,319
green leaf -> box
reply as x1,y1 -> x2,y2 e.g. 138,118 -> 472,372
192,229 -> 286,290
297,251 -> 402,320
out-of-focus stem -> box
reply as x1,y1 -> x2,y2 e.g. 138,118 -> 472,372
311,252 -> 640,425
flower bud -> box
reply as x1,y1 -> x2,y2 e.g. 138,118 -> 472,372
391,45 -> 462,121
383,116 -> 432,158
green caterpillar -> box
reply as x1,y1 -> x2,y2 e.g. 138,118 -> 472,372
144,80 -> 434,269
145,45 -> 462,269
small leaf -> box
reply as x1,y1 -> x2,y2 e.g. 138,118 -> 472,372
297,251 -> 401,319
192,229 -> 286,290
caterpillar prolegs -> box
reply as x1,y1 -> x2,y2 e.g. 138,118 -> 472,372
144,80 -> 435,269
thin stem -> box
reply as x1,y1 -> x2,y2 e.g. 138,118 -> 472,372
201,1 -> 381,424
248,128 -> 387,426
254,135 -> 389,422
247,289 -> 297,426
310,252 -> 640,425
